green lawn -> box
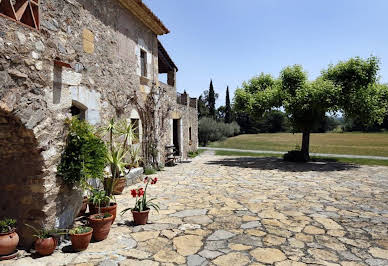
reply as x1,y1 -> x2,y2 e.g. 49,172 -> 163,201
208,132 -> 388,157
213,150 -> 388,166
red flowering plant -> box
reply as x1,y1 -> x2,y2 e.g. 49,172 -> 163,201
121,177 -> 160,213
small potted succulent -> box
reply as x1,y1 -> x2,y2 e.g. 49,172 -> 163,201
0,218 -> 19,257
88,213 -> 114,241
121,177 -> 160,225
69,226 -> 93,251
25,224 -> 65,256
88,189 -> 117,223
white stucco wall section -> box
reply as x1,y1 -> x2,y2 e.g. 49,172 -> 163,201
70,86 -> 101,125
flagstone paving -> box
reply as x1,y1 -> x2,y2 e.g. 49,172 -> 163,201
4,152 -> 388,265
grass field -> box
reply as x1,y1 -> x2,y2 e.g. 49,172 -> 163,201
208,132 -> 388,157
213,150 -> 388,166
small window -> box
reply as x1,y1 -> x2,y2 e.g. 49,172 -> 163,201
189,127 -> 192,141
131,118 -> 140,144
140,49 -> 147,77
71,101 -> 87,120
0,0 -> 40,30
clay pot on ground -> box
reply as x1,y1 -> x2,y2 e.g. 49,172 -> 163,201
78,196 -> 88,217
70,229 -> 93,251
132,209 -> 150,225
104,177 -> 126,195
88,214 -> 114,241
0,230 -> 19,256
35,237 -> 57,256
89,202 -> 117,224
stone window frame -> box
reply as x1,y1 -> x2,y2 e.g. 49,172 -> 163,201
140,49 -> 148,78
71,100 -> 88,121
0,0 -> 40,31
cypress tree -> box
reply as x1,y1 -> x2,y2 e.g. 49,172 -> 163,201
208,80 -> 216,119
225,86 -> 232,123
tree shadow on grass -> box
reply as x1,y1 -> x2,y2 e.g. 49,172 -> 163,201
205,156 -> 359,172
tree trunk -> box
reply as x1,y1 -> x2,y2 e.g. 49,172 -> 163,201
301,130 -> 310,161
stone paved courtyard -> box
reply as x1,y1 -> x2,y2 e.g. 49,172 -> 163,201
4,152 -> 388,266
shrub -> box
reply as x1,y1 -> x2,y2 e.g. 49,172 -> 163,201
199,118 -> 240,146
58,118 -> 107,186
144,167 -> 156,175
0,218 -> 16,233
283,150 -> 309,162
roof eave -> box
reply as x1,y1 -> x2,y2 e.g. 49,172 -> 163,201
117,0 -> 169,35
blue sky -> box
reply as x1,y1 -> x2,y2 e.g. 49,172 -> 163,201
144,0 -> 388,107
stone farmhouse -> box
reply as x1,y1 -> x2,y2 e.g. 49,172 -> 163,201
0,0 -> 198,246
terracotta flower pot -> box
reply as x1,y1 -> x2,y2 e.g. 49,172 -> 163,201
0,230 -> 19,256
70,229 -> 93,251
132,209 -> 150,225
78,196 -> 88,217
89,203 -> 117,224
88,214 -> 114,241
35,237 -> 57,256
104,178 -> 126,195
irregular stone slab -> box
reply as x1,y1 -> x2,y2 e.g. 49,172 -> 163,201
207,230 -> 235,240
179,223 -> 201,231
229,234 -> 262,247
308,248 -> 339,262
303,225 -> 325,235
170,209 -> 207,217
212,252 -> 250,266
119,259 -> 158,266
161,229 -> 180,239
187,254 -> 207,266
198,249 -> 223,259
118,249 -> 151,260
173,235 -> 203,256
263,234 -> 286,246
184,215 -> 213,225
368,247 -> 388,259
275,260 -> 307,266
314,217 -> 343,230
229,243 -> 252,251
131,231 -> 160,242
250,248 -> 287,264
153,249 -> 185,264
204,240 -> 228,251
241,221 -> 262,229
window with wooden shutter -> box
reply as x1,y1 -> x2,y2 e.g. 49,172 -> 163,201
0,0 -> 40,30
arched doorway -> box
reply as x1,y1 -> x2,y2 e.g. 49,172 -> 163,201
0,109 -> 46,247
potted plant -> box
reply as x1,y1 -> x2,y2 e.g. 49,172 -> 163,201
58,118 -> 107,217
88,189 -> 117,223
25,224 -> 65,256
88,213 -> 114,241
100,119 -> 138,195
69,226 -> 93,251
0,218 -> 19,258
121,177 -> 160,225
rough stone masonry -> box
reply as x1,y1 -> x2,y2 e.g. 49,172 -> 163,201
0,0 -> 198,247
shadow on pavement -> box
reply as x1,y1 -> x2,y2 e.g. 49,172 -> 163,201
205,156 -> 359,172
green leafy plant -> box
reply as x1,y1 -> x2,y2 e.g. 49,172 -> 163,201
144,167 -> 156,175
129,146 -> 142,168
89,189 -> 114,213
69,226 -> 92,235
93,213 -> 112,220
187,150 -> 201,158
25,224 -> 66,239
121,177 -> 160,214
0,218 -> 16,233
58,118 -> 107,187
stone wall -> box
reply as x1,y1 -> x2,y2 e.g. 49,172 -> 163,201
0,0 -> 198,246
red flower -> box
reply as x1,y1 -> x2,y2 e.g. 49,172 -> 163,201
130,189 -> 137,198
137,188 -> 144,197
151,178 -> 158,185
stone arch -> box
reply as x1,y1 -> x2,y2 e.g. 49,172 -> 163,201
0,109 -> 46,247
